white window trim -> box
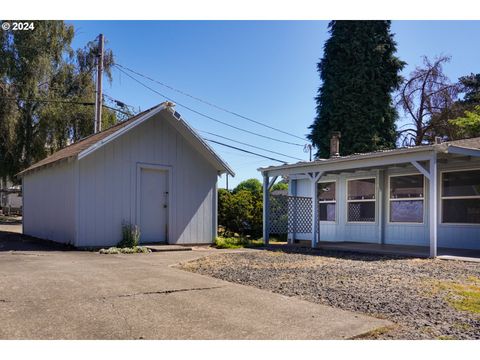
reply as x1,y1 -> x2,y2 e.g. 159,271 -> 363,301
317,180 -> 337,224
346,176 -> 377,224
387,173 -> 425,225
440,168 -> 480,226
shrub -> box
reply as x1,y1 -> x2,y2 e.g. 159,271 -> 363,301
118,221 -> 141,248
99,246 -> 151,254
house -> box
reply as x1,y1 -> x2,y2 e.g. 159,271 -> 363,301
18,102 -> 234,247
259,134 -> 480,257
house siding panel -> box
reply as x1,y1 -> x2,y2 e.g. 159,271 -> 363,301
289,161 -> 480,250
77,112 -> 218,247
22,160 -> 76,245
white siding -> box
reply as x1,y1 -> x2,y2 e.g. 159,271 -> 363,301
22,160 -> 76,244
77,112 -> 218,247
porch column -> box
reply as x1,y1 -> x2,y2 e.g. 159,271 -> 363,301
429,154 -> 438,257
289,179 -> 297,245
308,172 -> 323,248
263,173 -> 270,245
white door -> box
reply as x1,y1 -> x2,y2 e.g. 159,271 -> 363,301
139,168 -> 169,243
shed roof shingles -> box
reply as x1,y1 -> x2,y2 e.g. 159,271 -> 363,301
18,105 -> 160,176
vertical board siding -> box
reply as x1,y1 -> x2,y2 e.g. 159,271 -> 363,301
23,161 -> 76,244
291,161 -> 480,250
77,112 -> 218,247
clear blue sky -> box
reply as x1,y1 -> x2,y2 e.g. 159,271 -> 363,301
69,20 -> 480,188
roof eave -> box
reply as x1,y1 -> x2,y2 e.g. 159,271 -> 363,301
258,146 -> 437,175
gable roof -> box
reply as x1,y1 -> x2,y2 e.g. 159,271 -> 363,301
18,102 -> 234,177
259,137 -> 480,174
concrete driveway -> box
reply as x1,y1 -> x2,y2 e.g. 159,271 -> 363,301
0,232 -> 390,339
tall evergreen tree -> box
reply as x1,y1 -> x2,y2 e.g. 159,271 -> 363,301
308,21 -> 405,158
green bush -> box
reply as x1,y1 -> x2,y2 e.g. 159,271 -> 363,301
214,236 -> 263,249
118,221 -> 141,248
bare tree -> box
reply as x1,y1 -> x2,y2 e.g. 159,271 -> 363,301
397,56 -> 460,146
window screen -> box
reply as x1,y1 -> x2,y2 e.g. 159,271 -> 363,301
389,175 -> 424,223
347,178 -> 376,222
442,170 -> 480,224
318,181 -> 336,221
348,178 -> 376,200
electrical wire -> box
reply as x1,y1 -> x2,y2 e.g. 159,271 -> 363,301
0,96 -> 130,115
205,139 -> 287,164
115,66 -> 305,147
198,130 -> 303,161
115,63 -> 307,142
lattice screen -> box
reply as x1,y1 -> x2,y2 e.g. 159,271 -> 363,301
269,195 -> 312,235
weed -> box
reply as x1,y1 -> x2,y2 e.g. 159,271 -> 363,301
99,246 -> 151,254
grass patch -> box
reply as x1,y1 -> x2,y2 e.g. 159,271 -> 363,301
99,246 -> 151,254
214,236 -> 263,249
436,277 -> 480,314
350,326 -> 396,340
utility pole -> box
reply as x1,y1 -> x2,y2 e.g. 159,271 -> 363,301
226,174 -> 229,190
94,34 -> 104,133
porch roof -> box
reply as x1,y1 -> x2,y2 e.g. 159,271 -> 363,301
259,137 -> 480,177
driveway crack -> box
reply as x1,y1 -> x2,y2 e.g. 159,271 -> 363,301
105,286 -> 224,300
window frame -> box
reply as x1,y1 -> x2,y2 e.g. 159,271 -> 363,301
346,176 -> 377,224
440,168 -> 480,226
387,173 -> 425,225
317,179 -> 337,223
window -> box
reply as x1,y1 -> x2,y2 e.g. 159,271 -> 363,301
318,181 -> 336,221
442,170 -> 480,224
389,174 -> 424,223
347,178 -> 376,222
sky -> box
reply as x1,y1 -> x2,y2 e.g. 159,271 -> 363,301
69,20 -> 480,188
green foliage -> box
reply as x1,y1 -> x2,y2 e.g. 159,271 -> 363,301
217,178 -> 264,238
99,246 -> 151,254
118,222 -> 141,248
271,182 -> 288,191
0,21 -> 124,183
459,73 -> 480,104
308,21 -> 405,158
214,236 -> 263,249
449,106 -> 480,138
422,72 -> 480,141
232,178 -> 262,195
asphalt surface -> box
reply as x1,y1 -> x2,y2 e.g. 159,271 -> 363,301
0,231 -> 390,339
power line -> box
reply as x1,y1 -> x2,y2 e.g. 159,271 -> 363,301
205,139 -> 287,164
0,96 -> 131,115
115,66 -> 304,147
115,63 -> 308,142
198,130 -> 303,161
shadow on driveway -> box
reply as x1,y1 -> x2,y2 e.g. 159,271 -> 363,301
0,231 -> 74,252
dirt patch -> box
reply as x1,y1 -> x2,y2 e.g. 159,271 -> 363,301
178,248 -> 480,339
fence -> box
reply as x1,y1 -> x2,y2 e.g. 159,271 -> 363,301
269,195 -> 312,236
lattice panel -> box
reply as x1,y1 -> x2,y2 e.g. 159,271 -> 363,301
269,195 -> 289,234
288,196 -> 312,233
269,195 -> 312,235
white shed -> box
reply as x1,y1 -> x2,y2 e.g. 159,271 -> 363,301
18,102 -> 234,247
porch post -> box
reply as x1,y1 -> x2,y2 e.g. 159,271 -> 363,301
429,154 -> 438,257
309,172 -> 322,248
311,178 -> 318,247
263,173 -> 270,245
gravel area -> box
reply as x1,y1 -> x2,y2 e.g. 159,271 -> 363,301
179,248 -> 480,339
